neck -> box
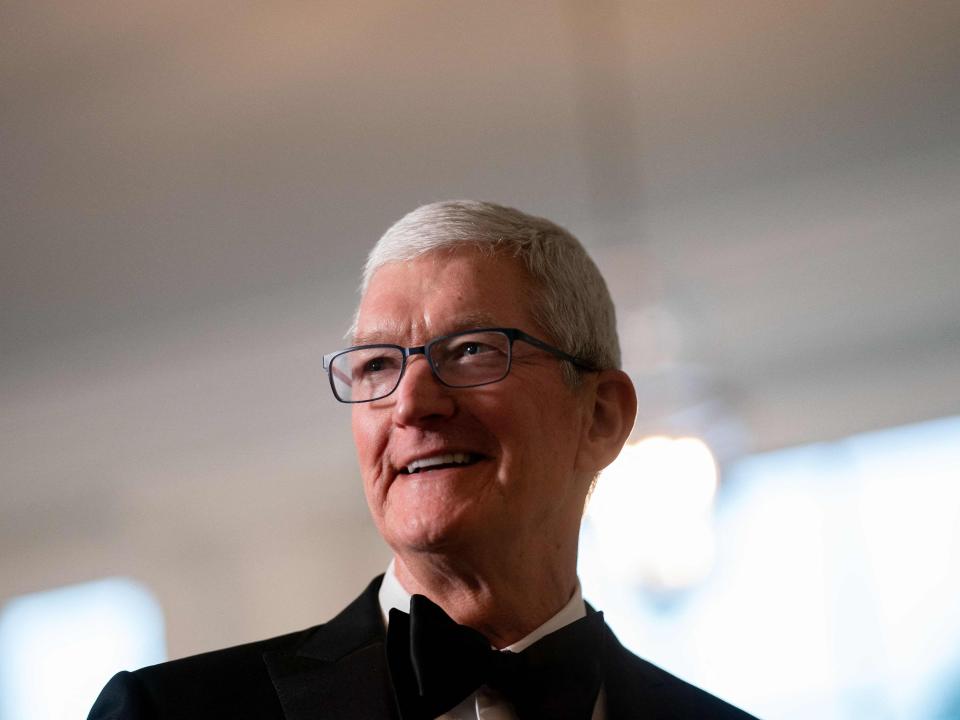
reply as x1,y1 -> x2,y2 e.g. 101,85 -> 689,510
391,541 -> 580,648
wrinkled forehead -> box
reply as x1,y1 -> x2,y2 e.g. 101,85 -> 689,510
351,249 -> 540,344
352,310 -> 502,346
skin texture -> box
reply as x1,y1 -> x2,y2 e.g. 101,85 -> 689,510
352,248 -> 637,647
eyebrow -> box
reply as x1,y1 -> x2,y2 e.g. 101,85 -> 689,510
352,311 -> 502,346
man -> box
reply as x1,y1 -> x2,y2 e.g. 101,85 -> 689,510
89,201 -> 756,719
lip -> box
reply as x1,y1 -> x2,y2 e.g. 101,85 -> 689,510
391,448 -> 489,476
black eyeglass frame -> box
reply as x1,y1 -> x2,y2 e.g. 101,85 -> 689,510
322,327 -> 597,404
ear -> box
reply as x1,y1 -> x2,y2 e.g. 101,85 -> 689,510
576,369 -> 637,475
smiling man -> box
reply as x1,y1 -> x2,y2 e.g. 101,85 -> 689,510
89,201 -> 756,719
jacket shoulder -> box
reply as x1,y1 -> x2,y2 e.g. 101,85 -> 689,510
88,629 -> 311,720
87,577 -> 387,720
603,627 -> 760,719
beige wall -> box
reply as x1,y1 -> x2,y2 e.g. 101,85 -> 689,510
2,0 -> 959,660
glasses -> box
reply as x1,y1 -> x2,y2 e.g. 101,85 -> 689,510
323,327 -> 595,403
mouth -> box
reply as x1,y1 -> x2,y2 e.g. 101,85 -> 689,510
398,452 -> 485,475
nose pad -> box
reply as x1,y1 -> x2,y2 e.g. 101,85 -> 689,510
392,355 -> 455,424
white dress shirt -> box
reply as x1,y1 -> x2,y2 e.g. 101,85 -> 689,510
378,561 -> 606,720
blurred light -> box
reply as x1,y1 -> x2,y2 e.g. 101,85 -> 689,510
585,435 -> 719,591
0,577 -> 166,720
582,414 -> 960,719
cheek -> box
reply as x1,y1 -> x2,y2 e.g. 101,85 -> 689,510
351,409 -> 385,472
352,412 -> 391,520
522,401 -> 584,470
494,409 -> 565,478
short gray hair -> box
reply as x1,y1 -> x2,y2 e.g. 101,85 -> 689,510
356,200 -> 621,378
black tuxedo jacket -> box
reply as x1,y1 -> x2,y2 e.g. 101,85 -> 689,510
88,576 -> 757,719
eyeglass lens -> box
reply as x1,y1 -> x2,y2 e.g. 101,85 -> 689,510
330,330 -> 512,402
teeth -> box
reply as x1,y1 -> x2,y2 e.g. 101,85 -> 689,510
406,453 -> 473,474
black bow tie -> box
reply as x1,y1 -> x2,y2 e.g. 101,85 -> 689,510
385,594 -> 604,720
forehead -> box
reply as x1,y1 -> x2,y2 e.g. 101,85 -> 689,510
354,249 -> 537,344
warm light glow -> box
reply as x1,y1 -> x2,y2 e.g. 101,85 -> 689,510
585,435 -> 719,590
0,578 -> 166,720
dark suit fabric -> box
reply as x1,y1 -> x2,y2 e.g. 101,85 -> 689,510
88,576 -> 757,720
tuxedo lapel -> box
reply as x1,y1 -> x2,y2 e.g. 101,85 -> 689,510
601,624 -> 758,720
264,576 -> 400,720
601,625 -> 643,720
602,623 -> 677,720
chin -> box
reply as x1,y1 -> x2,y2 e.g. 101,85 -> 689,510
385,509 -> 481,555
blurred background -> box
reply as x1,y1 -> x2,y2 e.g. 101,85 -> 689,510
2,1 -> 959,718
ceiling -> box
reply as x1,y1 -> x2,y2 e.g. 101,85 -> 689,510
2,0 -> 959,521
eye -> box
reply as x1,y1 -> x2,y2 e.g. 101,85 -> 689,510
462,341 -> 494,356
364,357 -> 386,372
353,352 -> 401,380
431,332 -> 509,374
451,340 -> 498,359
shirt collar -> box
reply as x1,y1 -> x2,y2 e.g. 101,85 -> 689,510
377,559 -> 587,652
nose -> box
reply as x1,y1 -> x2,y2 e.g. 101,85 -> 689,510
392,355 -> 456,425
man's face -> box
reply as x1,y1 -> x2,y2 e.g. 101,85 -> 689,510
351,249 -> 595,558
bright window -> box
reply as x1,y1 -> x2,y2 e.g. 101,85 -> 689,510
581,414 -> 960,719
0,577 -> 166,720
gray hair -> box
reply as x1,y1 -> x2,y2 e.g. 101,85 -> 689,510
355,200 -> 621,379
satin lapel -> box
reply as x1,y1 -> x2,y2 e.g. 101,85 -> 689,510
264,576 -> 400,720
601,624 -> 658,720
